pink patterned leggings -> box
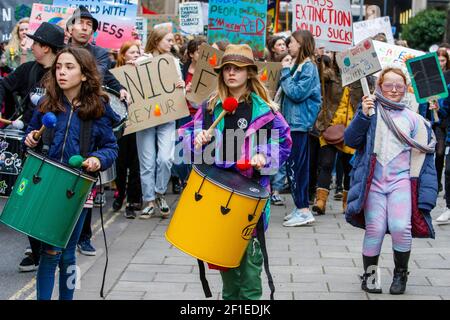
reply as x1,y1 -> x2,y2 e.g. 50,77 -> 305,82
362,176 -> 412,257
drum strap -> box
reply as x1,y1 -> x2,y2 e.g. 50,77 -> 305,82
41,129 -> 54,156
256,217 -> 276,300
197,259 -> 213,298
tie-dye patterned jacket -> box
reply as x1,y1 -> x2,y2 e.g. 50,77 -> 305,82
178,92 -> 292,231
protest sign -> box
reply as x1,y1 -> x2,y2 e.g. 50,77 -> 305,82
179,2 -> 204,35
53,0 -> 137,50
207,0 -> 268,59
372,40 -> 424,72
142,14 -> 180,33
373,40 -> 425,111
292,0 -> 352,52
406,53 -> 448,104
336,38 -> 381,86
187,44 -> 282,104
353,16 -> 394,45
135,17 -> 147,47
29,4 -> 75,34
110,54 -> 189,135
0,0 -> 38,43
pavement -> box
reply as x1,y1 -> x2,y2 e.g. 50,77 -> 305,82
2,185 -> 450,300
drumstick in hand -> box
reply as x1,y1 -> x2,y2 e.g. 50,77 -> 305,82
33,112 -> 57,140
195,97 -> 239,149
68,155 -> 87,168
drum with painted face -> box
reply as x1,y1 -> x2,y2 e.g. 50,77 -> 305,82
165,164 -> 269,268
0,129 -> 25,197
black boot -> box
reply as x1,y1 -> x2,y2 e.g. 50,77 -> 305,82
390,250 -> 410,295
171,176 -> 181,194
361,255 -> 382,294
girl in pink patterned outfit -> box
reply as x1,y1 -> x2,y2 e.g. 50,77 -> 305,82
345,68 -> 437,295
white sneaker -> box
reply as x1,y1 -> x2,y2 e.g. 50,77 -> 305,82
284,208 -> 296,221
436,209 -> 450,224
283,209 -> 315,227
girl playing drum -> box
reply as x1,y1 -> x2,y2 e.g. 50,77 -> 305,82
24,46 -> 118,300
180,44 -> 292,300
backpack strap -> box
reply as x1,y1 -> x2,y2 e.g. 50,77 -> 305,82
79,119 -> 93,158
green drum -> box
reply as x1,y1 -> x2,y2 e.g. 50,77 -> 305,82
0,150 -> 96,248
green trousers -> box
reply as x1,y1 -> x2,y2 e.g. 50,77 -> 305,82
220,237 -> 263,300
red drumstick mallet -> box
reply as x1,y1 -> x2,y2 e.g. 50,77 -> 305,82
33,112 -> 57,140
195,97 -> 239,149
236,158 -> 252,171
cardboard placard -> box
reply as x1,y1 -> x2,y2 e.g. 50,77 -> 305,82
110,54 -> 189,135
406,53 -> 449,104
179,2 -> 204,35
336,38 -> 382,86
292,0 -> 353,52
141,14 -> 180,33
29,4 -> 76,34
186,44 -> 282,104
353,16 -> 395,45
54,0 -> 138,50
207,0 -> 268,59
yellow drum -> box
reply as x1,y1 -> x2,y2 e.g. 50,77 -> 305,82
166,164 -> 269,268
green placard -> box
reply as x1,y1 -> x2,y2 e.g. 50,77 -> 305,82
406,52 -> 448,104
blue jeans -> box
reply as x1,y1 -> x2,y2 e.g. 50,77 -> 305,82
286,132 -> 310,209
270,164 -> 287,192
136,121 -> 175,201
37,208 -> 87,300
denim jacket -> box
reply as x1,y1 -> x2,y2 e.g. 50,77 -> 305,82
279,60 -> 322,132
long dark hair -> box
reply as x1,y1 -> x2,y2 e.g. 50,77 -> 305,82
40,46 -> 109,120
267,36 -> 286,62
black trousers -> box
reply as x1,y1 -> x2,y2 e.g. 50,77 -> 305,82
115,133 -> 142,203
79,208 -> 92,242
434,125 -> 446,188
444,150 -> 450,208
316,145 -> 352,191
335,151 -> 344,190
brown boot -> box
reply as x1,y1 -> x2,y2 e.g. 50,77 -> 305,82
342,190 -> 348,213
312,188 -> 329,215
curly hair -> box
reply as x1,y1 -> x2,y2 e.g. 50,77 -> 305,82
39,46 -> 108,120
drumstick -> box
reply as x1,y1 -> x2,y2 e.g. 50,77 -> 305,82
68,155 -> 88,168
33,112 -> 57,140
195,97 -> 239,149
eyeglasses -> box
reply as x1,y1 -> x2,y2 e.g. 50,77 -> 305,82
381,83 -> 406,93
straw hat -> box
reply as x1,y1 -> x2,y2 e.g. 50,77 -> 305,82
213,44 -> 258,73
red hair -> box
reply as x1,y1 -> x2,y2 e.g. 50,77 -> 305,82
116,40 -> 140,67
